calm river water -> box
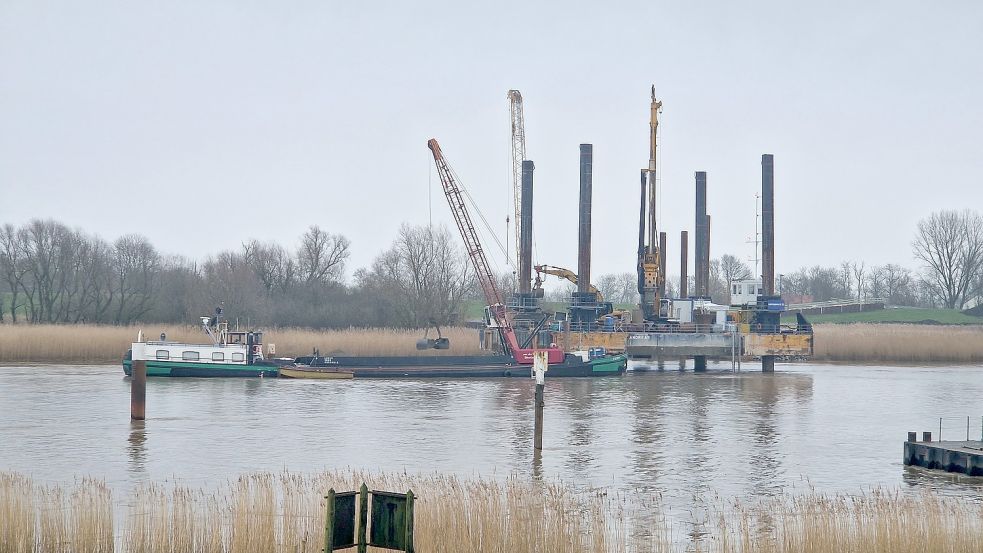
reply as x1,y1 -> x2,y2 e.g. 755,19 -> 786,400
3,362 -> 983,505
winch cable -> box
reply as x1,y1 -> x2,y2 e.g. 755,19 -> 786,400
449,164 -> 515,273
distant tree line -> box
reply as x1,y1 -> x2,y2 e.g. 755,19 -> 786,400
558,210 -> 983,310
779,210 -> 983,309
2,209 -> 980,327
0,219 -> 476,328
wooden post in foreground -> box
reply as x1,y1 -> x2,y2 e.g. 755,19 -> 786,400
324,488 -> 336,553
357,483 -> 368,553
131,360 -> 146,420
405,490 -> 415,553
533,351 -> 547,451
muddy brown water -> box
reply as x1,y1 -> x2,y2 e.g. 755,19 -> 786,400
3,361 -> 983,509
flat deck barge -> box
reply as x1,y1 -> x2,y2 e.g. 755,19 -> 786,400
295,353 -> 627,378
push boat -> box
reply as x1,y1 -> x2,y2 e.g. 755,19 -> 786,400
122,316 -> 279,378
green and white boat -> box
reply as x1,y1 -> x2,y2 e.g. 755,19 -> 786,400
122,316 -> 279,378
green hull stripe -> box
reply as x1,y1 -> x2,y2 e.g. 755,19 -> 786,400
589,355 -> 628,373
123,360 -> 271,375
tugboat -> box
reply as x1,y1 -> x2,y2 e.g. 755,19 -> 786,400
122,310 -> 279,378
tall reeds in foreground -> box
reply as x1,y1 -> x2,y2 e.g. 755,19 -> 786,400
18,476 -> 114,553
813,323 -> 983,364
0,473 -> 34,552
3,470 -> 983,552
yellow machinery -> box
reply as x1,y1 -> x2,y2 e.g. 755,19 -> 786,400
533,264 -> 632,321
533,264 -> 603,301
637,86 -> 667,321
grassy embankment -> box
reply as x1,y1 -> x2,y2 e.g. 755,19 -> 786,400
2,470 -> 981,553
785,307 -> 983,325
0,324 -> 483,364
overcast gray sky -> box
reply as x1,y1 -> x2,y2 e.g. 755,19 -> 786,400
2,0 -> 981,283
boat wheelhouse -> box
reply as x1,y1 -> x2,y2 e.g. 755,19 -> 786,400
123,317 -> 278,378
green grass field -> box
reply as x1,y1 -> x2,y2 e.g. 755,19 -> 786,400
785,307 -> 983,325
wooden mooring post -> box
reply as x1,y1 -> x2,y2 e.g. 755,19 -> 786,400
131,359 -> 146,420
533,351 -> 547,451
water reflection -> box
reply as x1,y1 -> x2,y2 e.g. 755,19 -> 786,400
745,374 -> 783,498
5,363 -> 983,508
560,380 -> 600,481
127,420 -> 147,474
532,448 -> 543,481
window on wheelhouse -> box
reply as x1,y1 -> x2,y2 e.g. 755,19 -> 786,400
212,352 -> 225,361
232,352 -> 244,362
182,351 -> 199,361
155,350 -> 169,360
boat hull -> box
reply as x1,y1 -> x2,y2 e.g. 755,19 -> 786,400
279,367 -> 354,379
122,359 -> 278,378
294,353 -> 627,378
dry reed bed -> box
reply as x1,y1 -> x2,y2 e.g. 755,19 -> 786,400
0,325 -> 482,364
4,322 -> 983,365
3,471 -> 983,553
813,324 -> 983,363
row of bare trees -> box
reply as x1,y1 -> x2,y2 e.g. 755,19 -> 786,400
780,210 -> 983,309
3,209 -> 980,326
0,219 -> 476,328
779,262 -> 932,306
548,208 -> 983,309
0,221 -> 160,324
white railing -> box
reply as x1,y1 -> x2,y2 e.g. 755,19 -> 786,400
786,297 -> 886,310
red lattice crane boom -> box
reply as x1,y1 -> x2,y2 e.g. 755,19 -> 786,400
427,138 -> 564,365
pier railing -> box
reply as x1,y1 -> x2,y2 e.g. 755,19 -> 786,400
561,321 -> 812,335
785,297 -> 887,315
563,321 -> 739,334
935,416 -> 983,442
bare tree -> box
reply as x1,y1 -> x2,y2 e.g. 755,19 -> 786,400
912,209 -> 983,309
615,272 -> 640,304
806,266 -> 840,301
708,259 -> 728,302
717,254 -> 752,303
243,240 -> 295,293
595,273 -> 619,303
113,234 -> 161,324
544,281 -> 576,303
665,274 -> 678,299
852,261 -> 866,301
782,268 -> 809,299
880,264 -> 912,305
298,225 -> 350,284
80,238 -> 117,322
867,265 -> 885,300
365,224 -> 474,327
839,261 -> 853,300
0,224 -> 28,322
199,250 -> 268,323
496,271 -> 517,301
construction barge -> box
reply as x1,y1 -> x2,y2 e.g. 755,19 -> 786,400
484,86 -> 813,370
122,317 -> 627,379
296,352 -> 626,378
